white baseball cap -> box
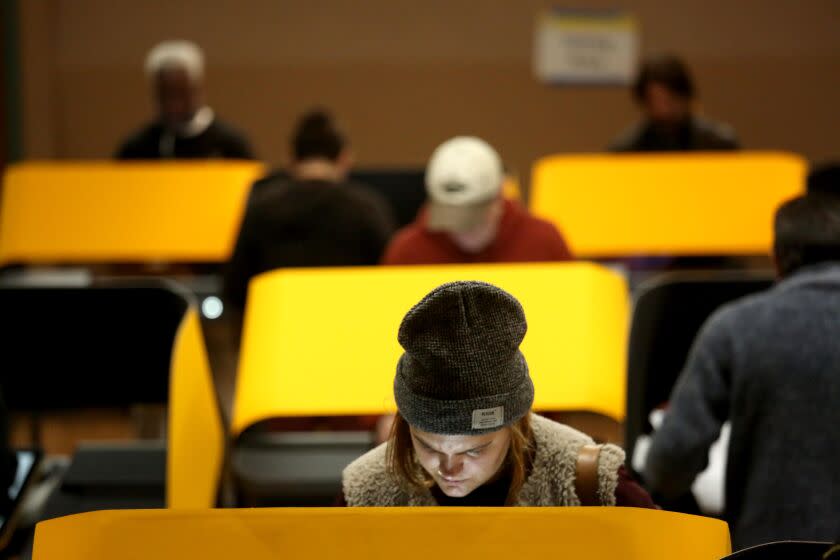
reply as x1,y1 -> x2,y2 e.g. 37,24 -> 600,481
425,136 -> 504,233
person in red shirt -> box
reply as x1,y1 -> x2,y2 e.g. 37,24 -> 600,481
382,136 -> 573,265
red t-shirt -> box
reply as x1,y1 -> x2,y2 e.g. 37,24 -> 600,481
382,199 -> 573,265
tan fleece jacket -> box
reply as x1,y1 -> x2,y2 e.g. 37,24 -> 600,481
342,414 -> 625,506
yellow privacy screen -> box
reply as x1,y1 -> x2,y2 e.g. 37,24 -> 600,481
33,507 -> 731,560
0,161 -> 264,264
233,262 -> 629,436
530,151 -> 805,257
167,309 -> 224,509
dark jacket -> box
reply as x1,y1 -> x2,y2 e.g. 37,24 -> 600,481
645,264 -> 840,550
116,118 -> 254,159
609,116 -> 739,152
224,178 -> 396,311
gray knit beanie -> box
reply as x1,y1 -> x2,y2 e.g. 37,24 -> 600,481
393,281 -> 534,435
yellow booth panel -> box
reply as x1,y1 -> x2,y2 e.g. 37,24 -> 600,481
233,262 -> 628,436
0,161 -> 264,264
502,173 -> 522,201
167,309 -> 224,509
33,507 -> 731,560
530,152 -> 806,257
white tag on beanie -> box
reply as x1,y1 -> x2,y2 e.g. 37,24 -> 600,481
472,406 -> 504,430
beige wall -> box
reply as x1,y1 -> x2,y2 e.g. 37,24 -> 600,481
18,0 -> 840,186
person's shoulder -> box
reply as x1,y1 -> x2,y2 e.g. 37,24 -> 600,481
530,413 -> 594,444
388,220 -> 426,245
116,122 -> 163,158
124,121 -> 163,140
251,169 -> 288,191
251,171 -> 293,196
247,175 -> 297,208
342,180 -> 392,210
509,202 -> 565,239
208,117 -> 249,141
692,116 -> 740,149
341,443 -> 407,506
336,180 -> 398,229
530,414 -> 625,462
608,122 -> 647,152
694,287 -> 776,345
237,177 -> 304,233
381,220 -> 435,265
344,442 -> 387,476
516,204 -> 556,231
207,117 -> 255,158
525,414 -> 626,506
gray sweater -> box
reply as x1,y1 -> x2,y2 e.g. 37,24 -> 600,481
645,264 -> 840,550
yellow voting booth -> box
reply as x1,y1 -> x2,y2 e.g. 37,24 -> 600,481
167,308 -> 225,509
530,152 -> 806,257
0,161 -> 264,265
233,262 -> 629,437
32,507 -> 731,559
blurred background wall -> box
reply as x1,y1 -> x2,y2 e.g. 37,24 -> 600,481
17,0 -> 840,178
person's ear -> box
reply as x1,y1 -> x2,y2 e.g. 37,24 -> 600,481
336,148 -> 354,179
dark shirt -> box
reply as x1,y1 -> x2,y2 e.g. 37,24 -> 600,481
224,178 -> 396,312
115,118 -> 255,159
609,116 -> 739,152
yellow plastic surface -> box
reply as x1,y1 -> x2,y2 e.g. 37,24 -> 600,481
32,507 -> 731,560
233,262 -> 629,436
502,173 -> 522,201
0,161 -> 264,264
167,309 -> 224,509
530,152 -> 806,257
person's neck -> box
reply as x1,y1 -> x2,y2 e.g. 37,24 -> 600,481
293,159 -> 343,183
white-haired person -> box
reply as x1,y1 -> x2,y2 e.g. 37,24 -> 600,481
339,281 -> 655,508
116,40 -> 254,159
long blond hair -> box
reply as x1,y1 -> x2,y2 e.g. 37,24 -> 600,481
385,412 -> 534,505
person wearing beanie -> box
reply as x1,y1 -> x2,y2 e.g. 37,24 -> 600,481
381,137 -> 573,265
340,281 -> 654,507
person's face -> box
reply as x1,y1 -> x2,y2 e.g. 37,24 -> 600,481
410,425 -> 511,498
449,197 -> 504,254
642,82 -> 690,126
154,67 -> 201,129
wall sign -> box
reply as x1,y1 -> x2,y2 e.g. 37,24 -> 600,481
534,8 -> 639,85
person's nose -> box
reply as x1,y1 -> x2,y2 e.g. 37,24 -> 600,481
438,455 -> 464,479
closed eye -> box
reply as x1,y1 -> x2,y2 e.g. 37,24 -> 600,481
465,443 -> 491,457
